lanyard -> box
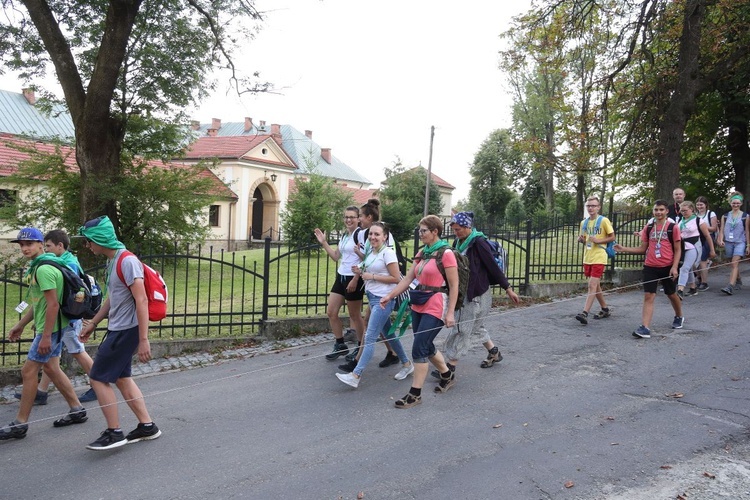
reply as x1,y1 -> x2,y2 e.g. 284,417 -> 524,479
654,221 -> 668,244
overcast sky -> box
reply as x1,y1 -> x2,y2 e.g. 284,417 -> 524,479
0,0 -> 532,203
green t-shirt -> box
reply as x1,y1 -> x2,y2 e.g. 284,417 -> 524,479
26,255 -> 69,334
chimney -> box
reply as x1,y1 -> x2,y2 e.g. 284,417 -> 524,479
305,130 -> 313,139
211,118 -> 221,130
22,88 -> 36,105
207,128 -> 218,137
271,124 -> 282,145
244,117 -> 253,132
259,120 -> 266,130
190,120 -> 200,131
321,148 -> 332,164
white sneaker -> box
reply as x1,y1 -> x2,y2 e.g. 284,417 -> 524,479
394,363 -> 415,380
336,372 -> 359,388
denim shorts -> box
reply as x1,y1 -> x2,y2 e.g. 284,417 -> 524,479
60,321 -> 85,354
27,331 -> 64,363
725,241 -> 746,258
89,326 -> 140,383
410,311 -> 444,363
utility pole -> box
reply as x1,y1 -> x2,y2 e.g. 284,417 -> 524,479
423,125 -> 435,217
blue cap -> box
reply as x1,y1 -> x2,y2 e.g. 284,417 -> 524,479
11,227 -> 44,243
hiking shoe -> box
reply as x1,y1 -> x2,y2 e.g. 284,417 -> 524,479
78,388 -> 97,403
125,423 -> 162,444
325,342 -> 348,361
344,345 -> 360,362
53,408 -> 88,427
336,372 -> 360,388
721,285 -> 733,296
676,289 -> 684,300
394,393 -> 422,409
0,421 -> 28,440
394,364 -> 414,380
632,325 -> 651,339
575,311 -> 588,325
337,360 -> 357,373
593,308 -> 611,319
671,316 -> 685,329
686,287 -> 698,297
736,277 -> 743,290
379,351 -> 400,368
13,390 -> 48,406
697,283 -> 709,291
86,429 -> 126,450
480,347 -> 502,368
434,371 -> 456,393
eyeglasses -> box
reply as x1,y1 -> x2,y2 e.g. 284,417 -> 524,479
418,228 -> 431,234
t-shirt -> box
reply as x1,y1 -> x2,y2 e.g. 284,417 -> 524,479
642,221 -> 682,267
412,248 -> 457,320
722,211 -> 747,243
106,249 -> 144,331
698,210 -> 717,237
678,216 -> 705,251
336,231 -> 360,276
360,246 -> 397,297
581,216 -> 614,265
29,259 -> 67,334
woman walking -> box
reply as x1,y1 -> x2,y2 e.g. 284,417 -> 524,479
381,215 -> 458,409
335,222 -> 413,388
695,196 -> 718,290
675,201 -> 714,298
717,192 -> 750,295
314,207 -> 366,360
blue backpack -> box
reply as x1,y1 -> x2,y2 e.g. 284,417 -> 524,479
486,239 -> 508,274
581,215 -> 616,259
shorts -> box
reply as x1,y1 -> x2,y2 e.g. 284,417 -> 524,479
89,326 -> 140,383
27,331 -> 64,363
330,272 -> 365,301
724,241 -> 746,258
60,320 -> 85,354
410,311 -> 444,363
700,239 -> 713,261
583,264 -> 605,279
642,265 -> 677,295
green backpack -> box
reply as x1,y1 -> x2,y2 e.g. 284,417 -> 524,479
423,246 -> 470,310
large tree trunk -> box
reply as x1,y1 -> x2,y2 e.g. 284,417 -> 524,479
724,102 -> 750,199
655,0 -> 705,200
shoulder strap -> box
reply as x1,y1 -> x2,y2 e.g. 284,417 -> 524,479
353,227 -> 360,243
115,250 -> 137,286
594,215 -> 603,232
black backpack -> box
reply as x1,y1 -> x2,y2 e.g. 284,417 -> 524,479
34,261 -> 102,320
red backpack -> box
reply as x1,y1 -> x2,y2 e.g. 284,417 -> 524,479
116,251 -> 168,322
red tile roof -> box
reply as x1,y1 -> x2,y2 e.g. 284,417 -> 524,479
406,167 -> 455,189
183,135 -> 270,159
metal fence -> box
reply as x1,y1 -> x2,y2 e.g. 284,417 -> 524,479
0,213 -> 650,365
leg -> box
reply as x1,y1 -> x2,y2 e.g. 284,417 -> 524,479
352,295 -> 393,377
41,357 -> 82,408
116,377 -> 154,424
91,379 -> 120,429
642,292 -> 656,329
16,360 -> 44,423
326,292 -> 346,340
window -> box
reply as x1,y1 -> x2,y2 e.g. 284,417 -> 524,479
0,189 -> 16,208
208,205 -> 220,227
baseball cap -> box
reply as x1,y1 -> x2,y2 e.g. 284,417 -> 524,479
10,227 -> 44,243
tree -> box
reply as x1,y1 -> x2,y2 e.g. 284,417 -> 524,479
378,162 -> 443,242
281,168 -> 353,249
467,129 -> 517,224
0,0 -> 268,235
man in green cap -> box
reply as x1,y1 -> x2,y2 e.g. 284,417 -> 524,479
78,216 -> 161,451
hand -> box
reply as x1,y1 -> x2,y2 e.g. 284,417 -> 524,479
79,322 -> 95,343
709,250 -> 716,259
313,228 -> 326,245
577,235 -> 585,244
379,296 -> 392,308
613,243 -> 625,252
8,324 -> 23,342
444,311 -> 455,328
351,265 -> 361,275
506,288 -> 521,305
346,276 -> 358,293
37,335 -> 51,355
138,338 -> 152,363
716,238 -> 724,247
670,267 -> 678,280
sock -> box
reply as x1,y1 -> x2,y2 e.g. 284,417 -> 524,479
446,362 -> 456,372
110,428 -> 123,434
601,307 -> 609,312
440,369 -> 452,379
142,422 -> 154,428
71,405 -> 84,412
409,387 -> 421,397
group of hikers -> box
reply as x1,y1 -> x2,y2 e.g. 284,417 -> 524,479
0,216 -> 162,450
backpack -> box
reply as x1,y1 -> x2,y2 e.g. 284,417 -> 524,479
34,261 -> 101,320
486,239 -> 509,274
645,221 -> 684,268
115,251 -> 168,322
421,246 -> 469,310
582,215 -> 616,259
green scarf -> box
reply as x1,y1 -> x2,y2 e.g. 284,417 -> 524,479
456,228 -> 486,253
25,253 -> 66,279
79,216 -> 126,249
679,214 -> 696,231
421,239 -> 449,257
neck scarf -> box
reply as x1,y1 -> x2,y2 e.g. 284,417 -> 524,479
456,228 -> 486,253
421,239 -> 448,257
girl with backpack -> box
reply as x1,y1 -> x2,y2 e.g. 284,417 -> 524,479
716,192 -> 750,295
695,196 -> 718,291
675,201 -> 715,298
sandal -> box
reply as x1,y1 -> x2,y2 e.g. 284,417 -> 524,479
394,393 -> 422,409
434,371 -> 456,393
480,347 -> 502,368
53,409 -> 88,428
593,308 -> 611,320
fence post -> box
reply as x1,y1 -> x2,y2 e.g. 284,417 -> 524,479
413,226 -> 420,259
262,237 -> 271,322
609,212 -> 618,272
524,218 -> 532,293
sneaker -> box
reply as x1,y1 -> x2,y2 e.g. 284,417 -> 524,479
593,308 -> 611,319
78,388 -> 97,403
575,311 -> 588,325
336,372 -> 360,388
721,285 -> 733,296
671,316 -> 685,329
686,288 -> 698,297
325,342 -> 348,361
434,371 -> 456,393
394,364 -> 414,380
480,346 -> 502,368
0,421 -> 28,440
676,289 -> 684,300
125,423 -> 162,444
13,390 -> 48,406
632,325 -> 651,339
379,351 -> 400,368
344,345 -> 360,362
736,277 -> 743,290
337,360 -> 357,373
86,429 -> 126,450
697,283 -> 709,291
53,408 -> 88,427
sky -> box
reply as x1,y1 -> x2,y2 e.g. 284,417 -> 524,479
0,0 -> 533,203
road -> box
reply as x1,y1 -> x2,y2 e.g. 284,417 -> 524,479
2,263 -> 749,499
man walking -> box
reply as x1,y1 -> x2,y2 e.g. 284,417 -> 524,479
78,216 -> 161,450
614,200 -> 685,338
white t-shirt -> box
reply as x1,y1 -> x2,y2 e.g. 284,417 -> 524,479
337,231 -> 360,276
360,246 -> 398,297
698,210 -> 716,236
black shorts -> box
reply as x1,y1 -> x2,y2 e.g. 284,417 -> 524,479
89,326 -> 140,383
642,265 -> 676,295
330,272 -> 365,301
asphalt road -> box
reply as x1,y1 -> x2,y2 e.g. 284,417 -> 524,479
2,262 -> 749,500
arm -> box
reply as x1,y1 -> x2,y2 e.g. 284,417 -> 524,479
313,228 -> 341,262
443,265 -> 459,327
8,309 -> 34,341
380,262 -> 418,306
707,213 -> 718,233
79,297 -> 110,342
670,236 -> 682,279
613,241 -> 648,255
590,230 -> 616,245
717,215 -> 726,246
477,240 -> 510,289
363,261 -> 400,285
37,289 -> 60,355
699,222 -> 716,258
129,278 -> 152,363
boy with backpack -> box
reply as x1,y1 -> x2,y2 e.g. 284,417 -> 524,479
576,197 -> 616,325
614,200 -> 685,338
0,227 -> 87,440
78,216 -> 161,450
